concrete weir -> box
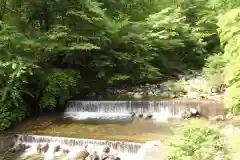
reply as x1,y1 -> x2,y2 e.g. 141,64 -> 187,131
64,100 -> 221,120
15,134 -> 142,155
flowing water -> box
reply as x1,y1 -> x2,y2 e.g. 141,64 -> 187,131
7,115 -> 179,143
1,99 -> 224,159
16,134 -> 142,154
65,100 -> 216,121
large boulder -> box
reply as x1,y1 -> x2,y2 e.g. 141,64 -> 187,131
182,108 -> 201,119
64,145 -> 89,160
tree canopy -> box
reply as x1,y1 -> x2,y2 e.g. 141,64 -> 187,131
0,0 -> 240,130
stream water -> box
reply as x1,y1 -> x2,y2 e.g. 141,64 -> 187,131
6,115 -> 179,143
0,99 -> 225,159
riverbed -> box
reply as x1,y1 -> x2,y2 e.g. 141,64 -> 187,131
5,115 -> 182,143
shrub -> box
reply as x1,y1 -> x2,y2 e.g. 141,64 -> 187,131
168,119 -> 230,160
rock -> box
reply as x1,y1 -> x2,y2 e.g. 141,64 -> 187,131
75,150 -> 89,159
129,112 -> 136,117
143,114 -> 153,119
138,113 -> 143,118
86,151 -> 100,160
127,92 -> 134,96
133,93 -> 142,99
210,115 -> 224,121
108,155 -> 121,160
148,91 -> 153,96
226,112 -> 233,120
103,146 -> 111,154
182,108 -> 192,119
182,108 -> 200,119
101,154 -> 121,160
211,86 -> 219,93
41,143 -> 49,153
100,153 -> 109,160
63,148 -> 70,154
13,143 -> 29,152
37,144 -> 42,153
65,146 -> 89,160
54,144 -> 61,153
189,108 -> 200,117
161,91 -> 169,97
136,140 -> 167,160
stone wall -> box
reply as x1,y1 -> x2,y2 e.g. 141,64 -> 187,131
0,135 -> 14,152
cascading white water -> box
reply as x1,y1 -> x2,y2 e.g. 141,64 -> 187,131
15,134 -> 142,155
64,100 -> 200,120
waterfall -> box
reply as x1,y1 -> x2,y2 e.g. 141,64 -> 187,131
64,100 -> 201,120
15,134 -> 142,155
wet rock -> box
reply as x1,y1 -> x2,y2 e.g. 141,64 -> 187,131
170,93 -> 178,98
12,143 -> 28,152
63,148 -> 70,154
37,144 -> 42,153
41,143 -> 49,153
143,114 -> 153,119
64,146 -> 89,160
148,91 -> 153,96
182,108 -> 200,119
182,108 -> 192,119
108,155 -> 121,160
190,108 -> 200,117
127,92 -> 134,96
54,144 -> 61,153
129,112 -> 136,117
103,146 -> 111,154
211,86 -> 219,93
76,150 -> 89,159
100,153 -> 109,160
138,113 -> 143,118
86,151 -> 100,160
101,154 -> 121,160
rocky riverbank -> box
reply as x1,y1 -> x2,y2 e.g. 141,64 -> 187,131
103,75 -> 225,102
12,140 -> 166,160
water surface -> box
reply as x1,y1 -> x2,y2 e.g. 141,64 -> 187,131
6,115 -> 181,143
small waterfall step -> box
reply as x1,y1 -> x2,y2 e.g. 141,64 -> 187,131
64,100 -> 202,120
15,134 -> 142,154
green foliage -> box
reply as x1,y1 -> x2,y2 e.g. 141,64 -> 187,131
0,0 -> 239,130
168,120 -> 230,160
40,70 -> 80,108
216,8 -> 240,114
0,58 -> 38,130
203,52 -> 225,88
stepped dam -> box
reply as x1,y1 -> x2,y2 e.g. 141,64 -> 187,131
1,99 -> 223,159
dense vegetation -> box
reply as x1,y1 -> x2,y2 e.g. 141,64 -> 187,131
0,0 -> 239,130
168,120 -> 230,160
